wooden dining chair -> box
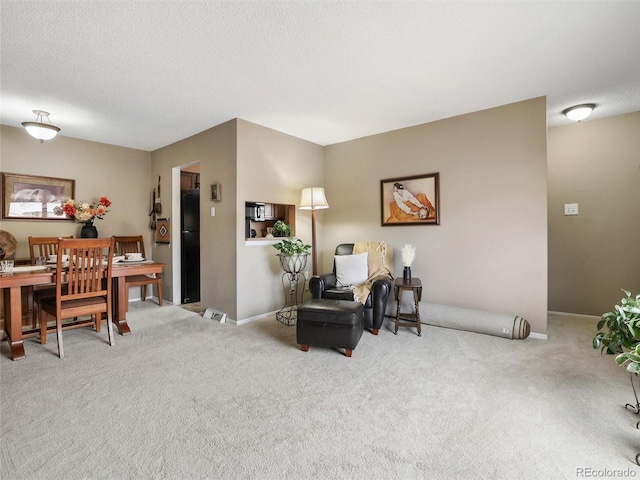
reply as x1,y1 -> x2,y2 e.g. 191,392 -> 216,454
39,238 -> 115,358
28,236 -> 73,328
112,235 -> 163,309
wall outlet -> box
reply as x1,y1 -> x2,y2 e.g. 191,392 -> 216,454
564,203 -> 579,215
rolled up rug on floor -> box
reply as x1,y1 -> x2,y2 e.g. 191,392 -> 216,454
419,302 -> 530,340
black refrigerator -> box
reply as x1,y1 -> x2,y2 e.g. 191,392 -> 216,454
181,189 -> 200,303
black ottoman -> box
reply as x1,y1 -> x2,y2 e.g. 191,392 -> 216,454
297,299 -> 364,357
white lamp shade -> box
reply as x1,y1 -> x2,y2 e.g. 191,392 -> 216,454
563,104 -> 595,122
299,187 -> 329,210
22,122 -> 60,141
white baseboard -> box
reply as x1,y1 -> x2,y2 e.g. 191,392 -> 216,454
532,310 -> 601,341
528,332 -> 548,340
548,310 -> 600,321
128,295 -> 161,304
232,310 -> 278,326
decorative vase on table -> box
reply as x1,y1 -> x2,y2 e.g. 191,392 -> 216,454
55,197 -> 111,239
400,244 -> 416,283
80,222 -> 98,238
403,266 -> 412,281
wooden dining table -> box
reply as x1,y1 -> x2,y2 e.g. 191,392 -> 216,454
0,261 -> 166,360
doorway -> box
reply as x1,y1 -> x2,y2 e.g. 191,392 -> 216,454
177,164 -> 201,304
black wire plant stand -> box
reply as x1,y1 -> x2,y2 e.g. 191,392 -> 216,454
625,372 -> 640,414
275,254 -> 309,326
624,373 -> 640,466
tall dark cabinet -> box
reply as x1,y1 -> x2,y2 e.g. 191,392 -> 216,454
181,189 -> 200,303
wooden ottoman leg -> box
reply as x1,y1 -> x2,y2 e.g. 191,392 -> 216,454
301,344 -> 309,352
372,328 -> 379,335
345,349 -> 352,357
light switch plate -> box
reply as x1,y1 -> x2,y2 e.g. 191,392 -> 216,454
564,203 -> 579,215
210,207 -> 215,217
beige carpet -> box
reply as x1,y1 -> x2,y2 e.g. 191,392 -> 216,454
1,303 -> 637,479
180,301 -> 204,315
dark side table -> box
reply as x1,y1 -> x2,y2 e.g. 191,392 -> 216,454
394,277 -> 422,336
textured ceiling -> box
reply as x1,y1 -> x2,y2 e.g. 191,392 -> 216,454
1,1 -> 639,151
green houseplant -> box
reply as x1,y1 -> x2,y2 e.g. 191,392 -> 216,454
272,220 -> 292,237
273,238 -> 311,256
593,289 -> 640,355
616,343 -> 640,373
273,238 -> 311,275
594,290 -> 640,413
595,290 -> 640,416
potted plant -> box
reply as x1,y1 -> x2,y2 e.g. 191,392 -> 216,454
272,220 -> 292,237
273,238 -> 311,274
616,343 -> 640,373
594,289 -> 640,412
593,289 -> 640,355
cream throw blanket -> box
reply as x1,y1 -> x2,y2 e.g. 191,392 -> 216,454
350,241 -> 394,304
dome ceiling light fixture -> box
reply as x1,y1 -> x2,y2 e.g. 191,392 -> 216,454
21,110 -> 61,142
562,103 -> 596,123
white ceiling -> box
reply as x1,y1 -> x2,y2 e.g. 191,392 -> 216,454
1,1 -> 639,152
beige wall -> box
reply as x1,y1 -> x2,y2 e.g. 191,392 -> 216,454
0,125 -> 152,259
150,120 -> 238,317
149,119 -> 324,322
235,119 -> 325,320
323,98 -> 549,334
5,103 -> 636,332
547,112 -> 640,316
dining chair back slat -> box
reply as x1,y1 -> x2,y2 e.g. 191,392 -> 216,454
64,246 -> 105,298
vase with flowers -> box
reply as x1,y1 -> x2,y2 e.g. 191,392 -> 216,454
401,243 -> 416,281
55,197 -> 112,238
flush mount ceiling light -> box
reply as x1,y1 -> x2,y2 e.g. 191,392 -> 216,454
21,110 -> 61,142
562,104 -> 595,123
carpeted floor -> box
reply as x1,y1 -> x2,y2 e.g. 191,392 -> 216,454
180,301 -> 204,315
1,302 -> 638,479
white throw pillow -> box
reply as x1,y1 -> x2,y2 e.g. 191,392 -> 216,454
335,252 -> 369,286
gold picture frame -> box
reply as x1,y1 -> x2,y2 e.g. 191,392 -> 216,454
1,172 -> 75,220
381,172 -> 440,226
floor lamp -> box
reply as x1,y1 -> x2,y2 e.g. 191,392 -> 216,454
299,187 -> 329,276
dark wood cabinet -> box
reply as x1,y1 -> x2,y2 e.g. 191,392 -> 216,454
180,172 -> 200,192
264,203 -> 275,220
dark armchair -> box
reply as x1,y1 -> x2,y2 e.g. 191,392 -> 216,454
309,243 -> 393,335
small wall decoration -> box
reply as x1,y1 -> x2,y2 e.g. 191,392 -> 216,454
381,172 -> 440,226
155,218 -> 171,244
211,183 -> 221,201
1,172 -> 75,220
